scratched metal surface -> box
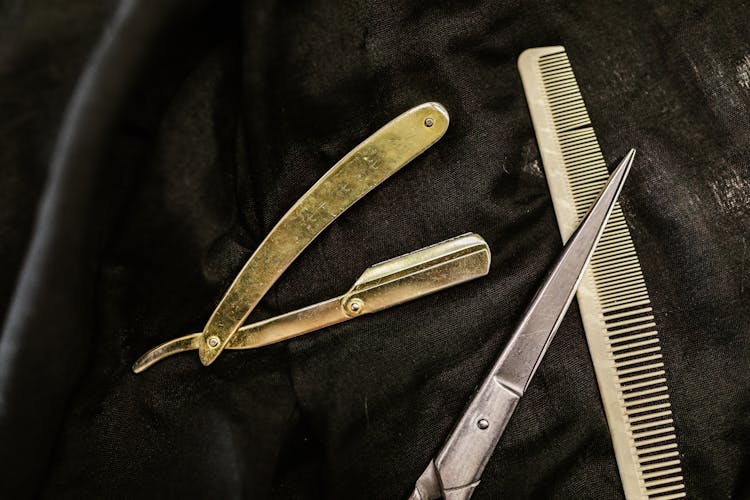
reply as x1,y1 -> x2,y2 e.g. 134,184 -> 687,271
0,1 -> 747,498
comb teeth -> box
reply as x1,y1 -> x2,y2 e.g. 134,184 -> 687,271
520,47 -> 686,500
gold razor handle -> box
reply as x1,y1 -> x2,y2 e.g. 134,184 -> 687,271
198,102 -> 450,365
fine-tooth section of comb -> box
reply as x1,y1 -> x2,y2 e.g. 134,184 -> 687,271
518,47 -> 686,500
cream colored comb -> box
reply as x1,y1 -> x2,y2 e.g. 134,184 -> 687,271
518,46 -> 686,500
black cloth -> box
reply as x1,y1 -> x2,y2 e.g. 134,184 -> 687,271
1,1 -> 748,498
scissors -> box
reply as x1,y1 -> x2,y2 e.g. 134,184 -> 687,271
409,149 -> 635,499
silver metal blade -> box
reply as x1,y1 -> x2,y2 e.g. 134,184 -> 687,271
493,148 -> 635,392
409,149 -> 635,499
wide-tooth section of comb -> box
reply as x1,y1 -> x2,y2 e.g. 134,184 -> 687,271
518,47 -> 686,500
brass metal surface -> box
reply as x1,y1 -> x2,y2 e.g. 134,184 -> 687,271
133,233 -> 489,373
197,102 -> 449,365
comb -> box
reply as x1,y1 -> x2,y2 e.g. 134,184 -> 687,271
518,46 -> 686,500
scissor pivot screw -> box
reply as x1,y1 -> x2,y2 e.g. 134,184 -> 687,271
207,336 -> 220,348
424,117 -> 434,127
477,419 -> 489,430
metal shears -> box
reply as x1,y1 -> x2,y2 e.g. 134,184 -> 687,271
409,150 -> 635,499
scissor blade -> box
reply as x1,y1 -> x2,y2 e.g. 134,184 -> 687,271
410,149 -> 635,499
494,148 -> 635,392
